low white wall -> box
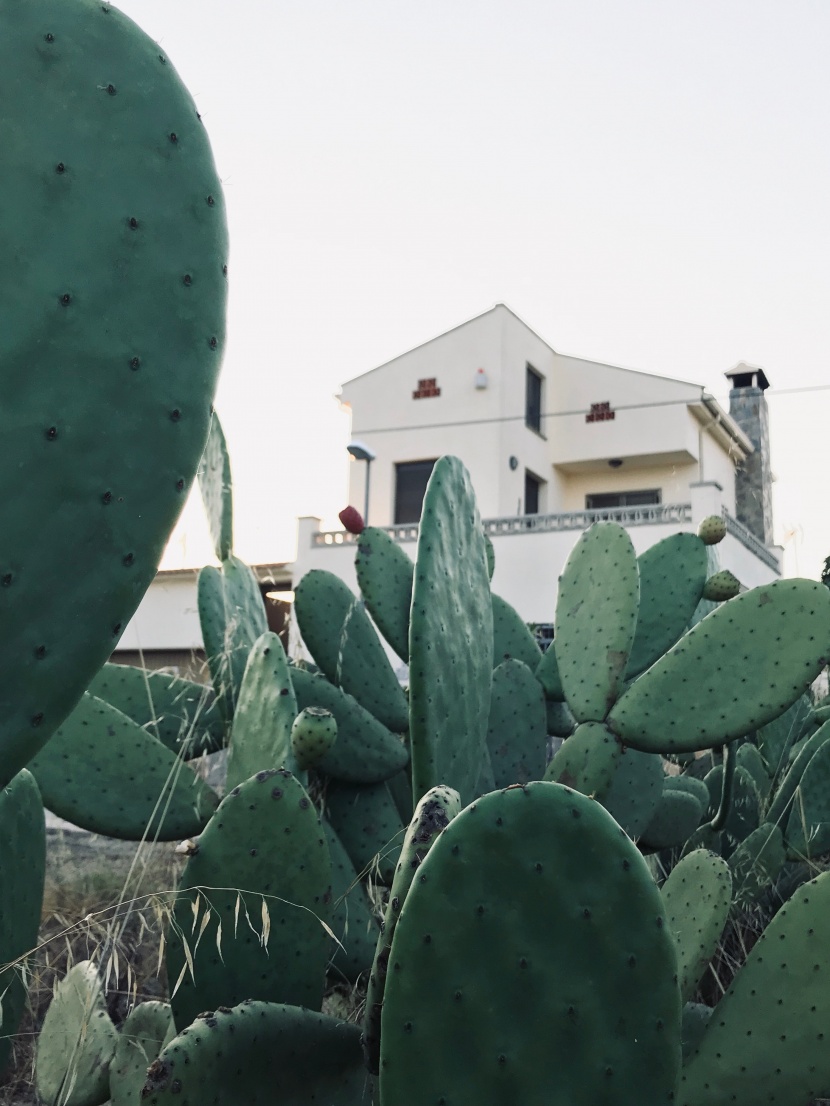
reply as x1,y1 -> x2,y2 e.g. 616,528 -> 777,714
118,574 -> 202,651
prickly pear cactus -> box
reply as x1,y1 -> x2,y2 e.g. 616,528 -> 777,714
197,409 -> 234,562
702,569 -> 741,601
660,850 -> 731,1002
379,782 -> 681,1106
697,515 -> 727,544
291,707 -> 337,770
109,1001 -> 175,1106
354,526 -> 414,662
0,0 -> 228,786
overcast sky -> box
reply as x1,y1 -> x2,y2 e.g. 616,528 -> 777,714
116,0 -> 830,579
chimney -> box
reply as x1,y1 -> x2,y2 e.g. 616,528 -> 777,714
724,363 -> 773,545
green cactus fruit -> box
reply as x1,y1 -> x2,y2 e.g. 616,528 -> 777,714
697,515 -> 727,544
764,720 -> 830,831
291,706 -> 338,771
294,569 -> 408,732
322,820 -> 379,983
355,525 -> 414,662
141,1002 -> 371,1106
491,593 -> 542,669
536,641 -> 565,701
640,787 -> 705,851
408,457 -> 493,807
363,784 -> 461,1076
35,960 -> 118,1106
607,580 -> 830,754
681,1004 -> 713,1063
198,556 -> 268,728
486,658 -> 547,788
0,0 -> 228,788
290,666 -> 408,784
626,533 -> 708,679
728,824 -> 786,907
603,747 -> 665,839
784,736 -> 830,859
756,694 -> 814,778
555,522 -> 639,723
544,721 -> 621,800
660,850 -> 732,1002
324,780 -> 404,885
110,1001 -> 175,1106
28,693 -> 218,839
166,768 -> 332,1030
225,631 -> 298,790
379,782 -> 681,1106
197,410 -> 233,562
87,661 -> 224,758
735,742 -> 772,803
701,569 -> 741,601
679,871 -> 830,1106
0,770 -> 45,1076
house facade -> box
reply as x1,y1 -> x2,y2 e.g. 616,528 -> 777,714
291,304 -> 782,628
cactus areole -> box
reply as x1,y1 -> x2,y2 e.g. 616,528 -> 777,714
0,0 -> 228,784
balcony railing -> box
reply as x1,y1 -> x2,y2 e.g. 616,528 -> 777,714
721,510 -> 781,573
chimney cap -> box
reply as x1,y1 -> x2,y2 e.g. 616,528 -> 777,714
725,362 -> 770,391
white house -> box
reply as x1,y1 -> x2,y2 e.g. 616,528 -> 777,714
291,304 -> 782,627
114,303 -> 782,672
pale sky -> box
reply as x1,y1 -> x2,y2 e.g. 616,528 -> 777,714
116,0 -> 830,580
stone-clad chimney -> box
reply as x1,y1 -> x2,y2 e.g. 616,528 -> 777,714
724,363 -> 773,545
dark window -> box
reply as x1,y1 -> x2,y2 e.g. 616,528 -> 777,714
395,460 -> 437,523
525,471 -> 542,514
585,489 -> 661,510
526,365 -> 543,433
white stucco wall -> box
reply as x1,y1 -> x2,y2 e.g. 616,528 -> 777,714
118,573 -> 202,651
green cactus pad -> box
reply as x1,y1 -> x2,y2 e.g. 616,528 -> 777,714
546,697 -> 576,737
728,824 -> 786,907
484,532 -> 496,579
198,556 -> 267,726
0,0 -> 228,787
735,742 -> 772,803
544,721 -> 621,800
784,736 -> 830,859
603,747 -> 665,839
28,693 -> 218,839
679,871 -> 830,1106
640,787 -> 705,851
35,960 -> 118,1106
142,1001 -> 371,1106
87,661 -> 224,758
756,694 -> 814,778
704,763 -> 761,856
554,522 -> 639,723
110,1001 -> 175,1106
660,849 -> 731,1002
197,410 -> 233,562
324,780 -> 404,885
290,667 -> 408,784
702,569 -> 741,601
491,593 -> 543,669
608,580 -> 830,754
536,642 -> 565,701
626,534 -> 708,678
291,707 -> 338,770
386,766 -> 414,824
166,769 -> 332,1030
681,1004 -> 713,1063
363,785 -> 460,1076
295,570 -> 408,732
408,457 -> 493,807
225,632 -> 297,790
486,659 -> 547,788
0,770 -> 45,1076
663,774 -> 711,810
379,781 -> 680,1106
322,820 -> 379,983
355,526 -> 414,662
764,720 -> 830,831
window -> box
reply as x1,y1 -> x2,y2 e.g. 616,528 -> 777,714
525,470 -> 542,515
395,460 -> 437,523
525,365 -> 543,433
585,489 -> 661,510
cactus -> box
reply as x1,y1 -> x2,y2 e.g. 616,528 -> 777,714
0,0 -> 227,788
35,960 -> 118,1106
379,782 -> 681,1106
109,1001 -> 175,1106
323,820 -> 379,982
408,457 -> 493,807
141,1001 -> 371,1105
603,747 -> 665,839
702,569 -> 742,601
291,706 -> 338,771
728,824 -> 786,907
697,515 -> 727,544
166,768 -> 332,1030
660,850 -> 731,1001
324,779 -> 404,885
640,786 -> 706,851
491,593 -> 543,669
486,658 -> 547,788
197,410 -> 234,562
545,721 -> 621,800
354,526 -> 414,662
27,693 -> 218,839
0,769 -> 45,1075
